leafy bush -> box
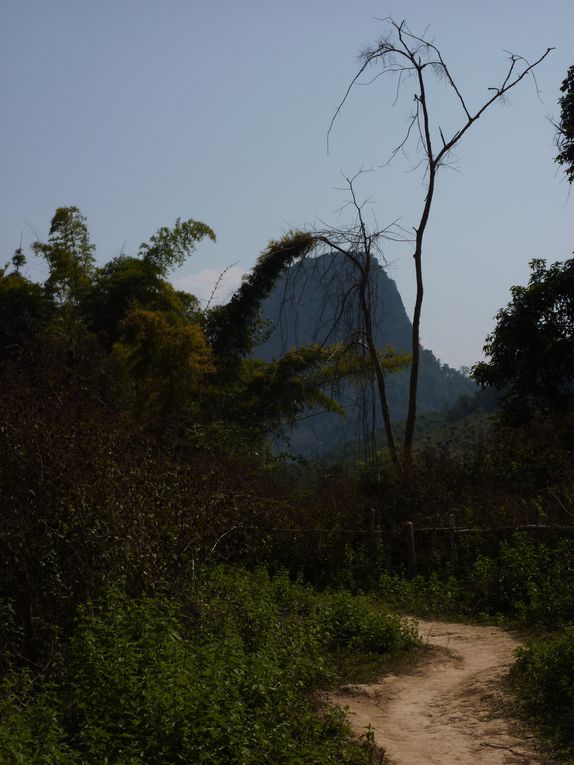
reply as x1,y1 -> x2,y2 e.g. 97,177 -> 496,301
377,572 -> 464,616
64,576 -> 365,764
0,568 -> 418,764
374,534 -> 574,626
513,627 -> 574,750
470,534 -> 574,625
315,590 -> 418,652
0,601 -> 23,674
469,533 -> 549,615
0,672 -> 76,764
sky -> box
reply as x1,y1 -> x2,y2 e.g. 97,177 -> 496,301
1,0 -> 573,368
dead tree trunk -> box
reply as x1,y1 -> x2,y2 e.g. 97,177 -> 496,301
329,18 -> 553,466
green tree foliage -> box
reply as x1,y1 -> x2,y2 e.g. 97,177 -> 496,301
234,345 -> 347,434
0,265 -> 48,358
555,64 -> 574,183
206,231 -> 316,365
473,258 -> 574,421
86,255 -> 197,345
5,208 -> 365,445
111,306 -> 214,422
86,218 -> 212,344
10,247 -> 26,272
138,218 -> 216,273
33,206 -> 96,308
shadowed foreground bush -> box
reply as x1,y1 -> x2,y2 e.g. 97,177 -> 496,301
513,627 -> 574,753
0,567 -> 417,764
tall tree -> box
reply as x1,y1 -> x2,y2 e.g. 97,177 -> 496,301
313,172 -> 409,467
0,264 -> 47,357
85,217 -> 214,344
111,306 -> 214,423
473,258 -> 574,421
329,19 -> 552,464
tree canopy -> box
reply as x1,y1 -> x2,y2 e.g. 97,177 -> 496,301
3,208 -> 391,449
473,258 -> 574,421
32,206 -> 96,308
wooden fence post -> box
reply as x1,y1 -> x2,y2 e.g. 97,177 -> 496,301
403,521 -> 417,578
448,513 -> 458,570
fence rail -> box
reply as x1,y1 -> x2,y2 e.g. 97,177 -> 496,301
226,518 -> 574,578
235,523 -> 574,535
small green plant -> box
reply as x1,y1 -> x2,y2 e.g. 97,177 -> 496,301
469,534 -> 574,624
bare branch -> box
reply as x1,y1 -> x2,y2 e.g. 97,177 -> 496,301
328,55 -> 374,154
384,108 -> 419,166
434,49 -> 471,119
436,46 -> 554,167
204,260 -> 239,311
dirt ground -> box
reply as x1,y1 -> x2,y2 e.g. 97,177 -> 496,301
328,619 -> 557,765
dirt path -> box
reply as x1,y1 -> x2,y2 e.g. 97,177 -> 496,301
329,619 -> 553,765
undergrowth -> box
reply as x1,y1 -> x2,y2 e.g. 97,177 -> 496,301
513,627 -> 574,758
0,567 -> 417,764
375,533 -> 574,628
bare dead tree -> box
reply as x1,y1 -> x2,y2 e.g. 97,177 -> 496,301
329,18 -> 553,464
262,170 -> 411,466
313,171 -> 412,467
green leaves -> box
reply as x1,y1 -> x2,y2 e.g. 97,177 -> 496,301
473,258 -> 574,422
0,570 -> 415,763
514,626 -> 574,750
4,207 -> 405,443
111,307 -> 214,422
138,219 -> 216,274
206,231 -> 316,364
33,207 -> 96,308
0,270 -> 48,357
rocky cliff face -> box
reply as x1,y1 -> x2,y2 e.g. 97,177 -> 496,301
257,252 -> 412,357
255,252 -> 474,457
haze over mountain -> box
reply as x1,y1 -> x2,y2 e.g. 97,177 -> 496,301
256,252 -> 475,457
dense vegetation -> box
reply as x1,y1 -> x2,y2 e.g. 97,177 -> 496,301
513,629 -> 574,752
1,60 -> 573,762
0,569 -> 417,764
474,258 -> 574,423
2,199 -> 574,760
0,207 -> 424,763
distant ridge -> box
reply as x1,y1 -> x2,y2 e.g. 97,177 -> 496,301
255,252 -> 475,457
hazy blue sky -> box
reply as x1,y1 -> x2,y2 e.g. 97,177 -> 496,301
1,0 -> 572,367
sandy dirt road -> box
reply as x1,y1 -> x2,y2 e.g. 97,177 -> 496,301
329,619 -> 554,765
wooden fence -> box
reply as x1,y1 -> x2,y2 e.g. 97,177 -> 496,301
399,517 -> 574,578
227,514 -> 574,578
